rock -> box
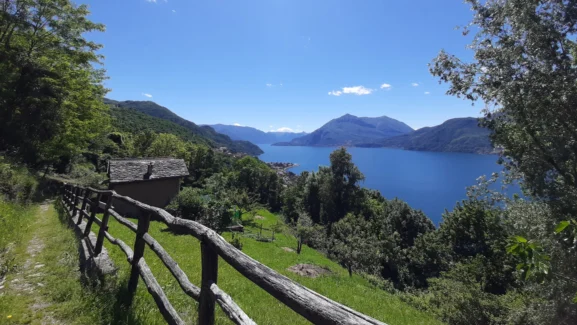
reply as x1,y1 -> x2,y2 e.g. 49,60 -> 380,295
287,264 -> 332,278
282,247 -> 295,253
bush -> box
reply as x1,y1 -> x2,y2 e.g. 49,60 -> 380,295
229,235 -> 243,250
167,187 -> 233,233
0,157 -> 38,203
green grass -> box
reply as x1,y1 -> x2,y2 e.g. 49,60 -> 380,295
0,203 -> 442,324
92,209 -> 442,325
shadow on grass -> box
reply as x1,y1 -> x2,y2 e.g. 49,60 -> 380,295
54,199 -> 147,325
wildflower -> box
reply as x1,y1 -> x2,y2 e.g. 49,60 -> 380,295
7,315 -> 12,319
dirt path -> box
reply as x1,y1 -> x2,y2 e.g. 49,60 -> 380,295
1,204 -> 63,324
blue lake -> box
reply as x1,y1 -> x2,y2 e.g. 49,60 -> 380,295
258,144 -> 504,224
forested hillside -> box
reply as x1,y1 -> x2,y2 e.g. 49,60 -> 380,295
105,99 -> 263,155
359,117 -> 493,154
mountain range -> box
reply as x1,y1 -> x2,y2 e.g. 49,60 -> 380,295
274,114 -> 414,147
104,99 -> 263,155
357,117 -> 493,154
208,124 -> 307,144
104,98 -> 493,155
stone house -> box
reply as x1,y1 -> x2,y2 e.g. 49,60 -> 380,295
107,158 -> 189,216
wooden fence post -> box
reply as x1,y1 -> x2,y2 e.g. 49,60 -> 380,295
198,241 -> 218,325
84,192 -> 101,237
77,188 -> 90,225
72,187 -> 81,219
128,212 -> 152,296
94,194 -> 113,256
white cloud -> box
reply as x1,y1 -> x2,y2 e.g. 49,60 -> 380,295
146,0 -> 157,3
233,123 -> 242,126
343,86 -> 373,95
411,83 -> 419,87
380,83 -> 392,90
329,86 -> 373,96
142,93 -> 153,98
266,83 -> 273,88
275,127 -> 294,132
424,91 -> 431,95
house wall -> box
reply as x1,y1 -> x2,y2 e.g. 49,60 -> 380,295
110,178 -> 181,217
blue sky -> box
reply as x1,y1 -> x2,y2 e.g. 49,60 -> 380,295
82,0 -> 477,132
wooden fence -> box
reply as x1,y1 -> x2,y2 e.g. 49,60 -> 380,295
60,184 -> 387,325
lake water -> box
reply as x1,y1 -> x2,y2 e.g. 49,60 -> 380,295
258,144 -> 504,224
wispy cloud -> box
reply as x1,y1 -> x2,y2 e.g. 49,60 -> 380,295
275,127 -> 294,132
145,0 -> 157,3
424,91 -> 431,95
172,9 -> 176,13
233,123 -> 242,126
142,93 -> 153,98
380,83 -> 392,90
329,86 -> 373,96
411,83 -> 419,87
266,83 -> 273,88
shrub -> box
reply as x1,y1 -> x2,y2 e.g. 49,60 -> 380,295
229,235 -> 243,250
168,187 -> 233,233
0,157 -> 38,203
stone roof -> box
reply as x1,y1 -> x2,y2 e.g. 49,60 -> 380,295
108,158 -> 189,184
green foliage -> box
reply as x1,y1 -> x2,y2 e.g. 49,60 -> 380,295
145,133 -> 190,160
229,235 -> 243,250
0,0 -> 109,166
0,157 -> 38,203
507,236 -> 551,283
167,187 -> 233,233
330,213 -> 380,277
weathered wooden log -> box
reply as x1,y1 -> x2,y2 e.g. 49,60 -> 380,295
84,193 -> 101,237
199,241 -> 218,325
142,233 -> 201,300
103,231 -> 134,263
136,258 -> 186,325
108,208 -> 138,232
128,212 -> 151,295
95,195 -> 113,256
209,283 -> 256,325
72,187 -> 81,218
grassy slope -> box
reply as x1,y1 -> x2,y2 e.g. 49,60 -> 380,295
1,203 -> 119,324
93,209 -> 442,325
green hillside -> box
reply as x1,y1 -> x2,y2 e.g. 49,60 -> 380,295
105,99 -> 263,155
93,209 -> 442,325
110,106 -> 213,147
359,117 -> 493,154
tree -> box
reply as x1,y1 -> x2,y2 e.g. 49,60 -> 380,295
295,213 -> 315,254
430,0 -> 577,217
431,0 -> 577,320
330,213 -> 380,277
325,148 -> 365,225
0,0 -> 109,166
145,133 -> 190,160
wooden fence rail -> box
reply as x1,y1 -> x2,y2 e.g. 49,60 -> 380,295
60,184 -> 388,325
